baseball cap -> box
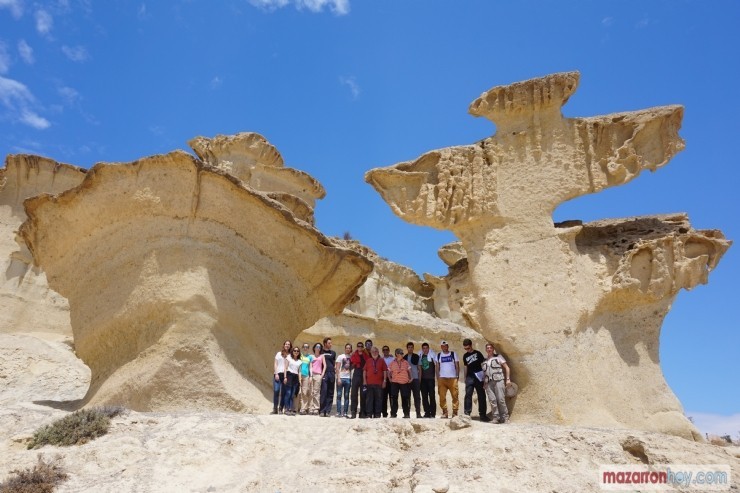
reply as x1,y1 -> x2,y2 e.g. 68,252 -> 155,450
440,340 -> 449,346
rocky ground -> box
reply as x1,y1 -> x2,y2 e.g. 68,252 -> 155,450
1,404 -> 738,493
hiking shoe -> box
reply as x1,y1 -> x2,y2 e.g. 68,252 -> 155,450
480,416 -> 492,422
441,414 -> 449,419
270,409 -> 278,415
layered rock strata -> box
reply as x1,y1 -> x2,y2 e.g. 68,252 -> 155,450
0,155 -> 85,337
300,240 -> 486,352
365,72 -> 731,439
20,147 -> 372,412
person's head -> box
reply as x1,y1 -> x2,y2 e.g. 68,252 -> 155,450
440,340 -> 449,352
406,342 -> 415,354
370,347 -> 380,359
301,343 -> 310,355
485,343 -> 497,356
421,342 -> 430,355
291,347 -> 301,358
365,339 -> 373,350
282,340 -> 292,353
382,346 -> 390,357
323,337 -> 332,349
344,343 -> 352,354
463,338 -> 473,352
313,343 -> 322,355
394,348 -> 404,360
356,341 -> 365,352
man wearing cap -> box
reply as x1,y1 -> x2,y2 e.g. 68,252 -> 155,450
348,341 -> 369,419
462,338 -> 489,422
381,345 -> 394,417
436,340 -> 460,418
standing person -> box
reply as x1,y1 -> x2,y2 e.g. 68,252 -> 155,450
381,345 -> 394,418
436,340 -> 460,419
404,342 -> 422,418
462,338 -> 489,421
283,347 -> 302,415
335,343 -> 352,417
482,343 -> 511,424
298,343 -> 314,415
349,341 -> 369,419
309,343 -> 325,415
419,342 -> 437,418
319,337 -> 337,417
363,346 -> 387,418
272,340 -> 292,414
388,348 -> 412,418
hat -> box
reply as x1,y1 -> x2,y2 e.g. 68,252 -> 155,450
505,381 -> 518,397
440,340 -> 449,346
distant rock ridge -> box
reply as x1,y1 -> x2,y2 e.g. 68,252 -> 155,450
366,71 -> 731,440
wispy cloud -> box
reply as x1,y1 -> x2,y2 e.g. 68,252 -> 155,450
601,17 -> 613,28
137,3 -> 149,20
339,75 -> 360,100
635,16 -> 650,29
0,0 -> 23,19
688,412 -> 740,439
0,76 -> 50,129
58,85 -> 80,105
17,39 -> 34,64
249,0 -> 350,15
0,42 -> 9,74
209,76 -> 222,90
35,9 -> 53,35
61,44 -> 89,62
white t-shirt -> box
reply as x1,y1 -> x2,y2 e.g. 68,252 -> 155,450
336,353 -> 352,379
274,351 -> 287,373
437,351 -> 459,378
286,355 -> 302,375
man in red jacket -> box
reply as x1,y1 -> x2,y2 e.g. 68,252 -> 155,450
348,341 -> 369,419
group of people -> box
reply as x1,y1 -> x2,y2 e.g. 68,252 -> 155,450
272,337 -> 511,423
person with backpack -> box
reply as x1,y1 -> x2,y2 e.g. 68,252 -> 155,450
482,342 -> 511,424
435,340 -> 460,418
462,338 -> 490,422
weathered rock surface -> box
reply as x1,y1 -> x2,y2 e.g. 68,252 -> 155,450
0,155 -> 85,337
365,72 -> 731,440
20,148 -> 372,412
0,406 -> 737,492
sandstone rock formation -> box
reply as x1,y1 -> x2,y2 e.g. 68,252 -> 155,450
300,239 -> 486,352
0,155 -> 84,338
365,72 -> 731,440
20,144 -> 372,412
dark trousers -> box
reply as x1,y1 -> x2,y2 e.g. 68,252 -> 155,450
420,378 -> 436,417
390,382 -> 411,417
282,372 -> 299,411
464,375 -> 487,417
320,375 -> 335,414
410,378 -> 421,416
273,372 -> 285,410
350,368 -> 366,416
382,381 -> 391,417
365,384 -> 383,417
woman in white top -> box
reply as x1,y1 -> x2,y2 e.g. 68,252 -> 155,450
272,340 -> 292,414
283,347 -> 303,415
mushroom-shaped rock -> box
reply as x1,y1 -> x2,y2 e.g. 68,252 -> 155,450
1,155 -> 85,337
20,150 -> 372,412
365,72 -> 730,439
189,133 -> 325,223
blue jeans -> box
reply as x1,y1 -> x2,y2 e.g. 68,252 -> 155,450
273,372 -> 285,410
283,373 -> 299,411
336,377 -> 351,415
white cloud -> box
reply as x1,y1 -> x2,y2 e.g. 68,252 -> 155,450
635,16 -> 650,29
58,85 -> 80,105
249,0 -> 349,15
61,45 -> 89,62
0,0 -> 23,19
209,76 -> 222,90
17,39 -> 34,64
35,9 -> 53,35
20,109 -> 50,129
601,17 -> 613,27
0,42 -> 9,74
137,3 -> 149,20
688,412 -> 740,439
339,75 -> 360,99
0,75 -> 50,129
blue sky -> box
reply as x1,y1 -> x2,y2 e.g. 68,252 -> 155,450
1,0 -> 737,436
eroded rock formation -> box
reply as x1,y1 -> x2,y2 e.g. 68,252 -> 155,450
300,240 -> 486,351
20,144 -> 372,412
365,72 -> 731,439
0,155 -> 85,337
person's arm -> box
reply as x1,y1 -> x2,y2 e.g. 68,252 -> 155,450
273,354 -> 279,381
455,360 -> 460,380
502,361 -> 511,384
382,369 -> 387,388
363,366 -> 367,386
283,356 -> 289,384
320,355 -> 326,378
435,356 -> 440,380
406,361 -> 411,380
